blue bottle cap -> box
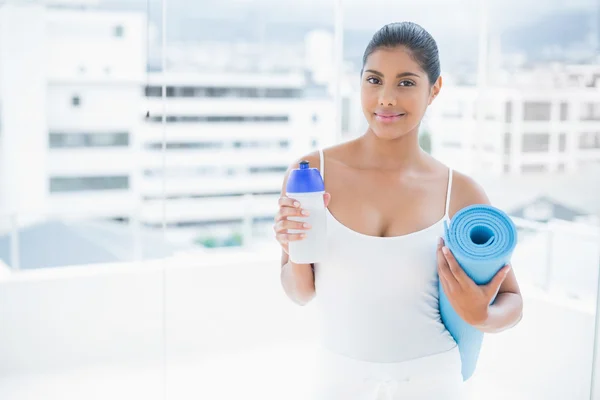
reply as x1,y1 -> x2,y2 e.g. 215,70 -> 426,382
286,160 -> 324,193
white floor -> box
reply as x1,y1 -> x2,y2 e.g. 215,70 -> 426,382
1,291 -> 597,400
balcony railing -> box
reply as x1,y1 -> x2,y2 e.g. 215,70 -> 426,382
1,205 -> 599,399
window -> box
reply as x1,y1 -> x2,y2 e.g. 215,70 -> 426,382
579,132 -> 600,149
503,132 -> 511,154
143,85 -> 302,99
114,25 -> 124,37
580,103 -> 600,121
180,87 -> 195,97
505,101 -> 512,123
145,86 -> 162,97
522,133 -> 550,152
148,115 -> 289,123
523,102 -> 551,121
521,164 -> 548,173
50,176 -> 129,193
144,167 -> 218,178
560,102 -> 568,121
71,95 -> 81,107
559,133 -> 567,152
249,166 -> 288,174
89,133 -> 128,147
145,141 -> 224,150
49,133 -> 129,148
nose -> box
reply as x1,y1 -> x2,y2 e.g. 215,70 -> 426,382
378,86 -> 397,107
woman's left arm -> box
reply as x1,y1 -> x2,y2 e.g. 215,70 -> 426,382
439,172 -> 523,334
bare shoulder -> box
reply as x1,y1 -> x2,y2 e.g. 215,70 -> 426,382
287,141 -> 355,174
448,169 -> 491,219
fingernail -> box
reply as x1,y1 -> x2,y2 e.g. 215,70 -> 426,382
294,202 -> 300,208
303,223 -> 311,228
301,210 -> 310,216
442,246 -> 448,254
505,266 -> 512,273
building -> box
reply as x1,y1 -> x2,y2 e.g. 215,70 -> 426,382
0,3 -> 335,252
0,3 -> 145,227
428,64 -> 600,176
140,71 -> 335,247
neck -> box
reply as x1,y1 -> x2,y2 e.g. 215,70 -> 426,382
358,126 -> 425,171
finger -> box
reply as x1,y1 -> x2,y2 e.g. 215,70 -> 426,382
276,232 -> 306,243
279,206 -> 310,219
279,196 -> 301,209
485,264 -> 511,297
274,206 -> 309,223
276,219 -> 311,232
442,246 -> 472,288
439,269 -> 453,295
437,247 -> 458,290
323,192 -> 331,207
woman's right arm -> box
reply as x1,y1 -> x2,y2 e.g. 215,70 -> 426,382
275,154 -> 325,306
280,259 -> 316,306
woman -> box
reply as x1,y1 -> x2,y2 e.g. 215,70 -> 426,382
274,22 -> 523,399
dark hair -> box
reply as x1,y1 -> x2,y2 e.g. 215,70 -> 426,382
361,22 -> 440,85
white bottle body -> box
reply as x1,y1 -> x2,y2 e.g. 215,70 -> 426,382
285,190 -> 327,264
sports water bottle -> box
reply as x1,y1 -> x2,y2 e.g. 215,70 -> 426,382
285,160 -> 327,264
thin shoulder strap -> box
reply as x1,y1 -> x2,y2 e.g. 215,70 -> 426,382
319,148 -> 325,183
444,168 -> 453,218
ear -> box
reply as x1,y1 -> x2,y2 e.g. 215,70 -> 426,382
428,76 -> 442,105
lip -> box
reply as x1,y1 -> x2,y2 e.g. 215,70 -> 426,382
375,112 -> 405,122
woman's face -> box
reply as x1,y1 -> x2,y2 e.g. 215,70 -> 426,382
361,46 -> 441,140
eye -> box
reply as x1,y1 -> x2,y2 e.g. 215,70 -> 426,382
366,77 -> 380,85
399,80 -> 415,87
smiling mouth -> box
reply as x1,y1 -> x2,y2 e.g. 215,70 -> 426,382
375,113 -> 406,122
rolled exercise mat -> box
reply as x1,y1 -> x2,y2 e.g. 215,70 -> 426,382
440,204 -> 518,381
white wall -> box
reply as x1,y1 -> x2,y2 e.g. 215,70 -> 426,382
47,85 -> 142,131
46,9 -> 145,83
0,252 -> 311,376
0,5 -> 146,224
0,250 -> 599,400
0,4 -> 49,220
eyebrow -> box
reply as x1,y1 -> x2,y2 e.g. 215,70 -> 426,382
364,69 -> 420,79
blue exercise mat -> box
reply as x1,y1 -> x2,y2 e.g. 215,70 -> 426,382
440,204 -> 518,381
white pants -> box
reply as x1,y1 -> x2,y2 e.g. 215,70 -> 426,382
311,345 -> 466,400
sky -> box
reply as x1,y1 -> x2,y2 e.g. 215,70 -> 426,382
98,0 -> 596,32
95,0 -> 598,74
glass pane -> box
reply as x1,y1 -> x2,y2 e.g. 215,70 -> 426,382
340,0 -> 600,398
157,0 -> 334,398
463,0 -> 600,398
148,0 -> 335,253
0,1 -> 166,399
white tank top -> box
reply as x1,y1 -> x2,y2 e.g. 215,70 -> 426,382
313,148 -> 457,362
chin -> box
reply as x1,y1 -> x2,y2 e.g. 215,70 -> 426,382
370,124 -> 409,140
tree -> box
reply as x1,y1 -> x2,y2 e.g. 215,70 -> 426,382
419,130 -> 432,154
